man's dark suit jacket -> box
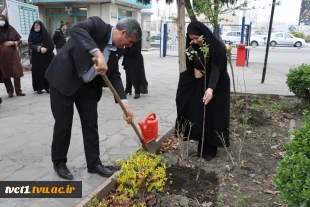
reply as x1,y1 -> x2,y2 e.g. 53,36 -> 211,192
45,16 -> 126,102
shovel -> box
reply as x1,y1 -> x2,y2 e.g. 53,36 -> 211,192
92,57 -> 158,154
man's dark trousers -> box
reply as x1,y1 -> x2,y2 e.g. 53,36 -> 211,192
50,81 -> 101,169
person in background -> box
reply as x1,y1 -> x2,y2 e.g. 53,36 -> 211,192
0,14 -> 26,98
28,20 -> 54,94
122,39 -> 148,99
53,23 -> 67,53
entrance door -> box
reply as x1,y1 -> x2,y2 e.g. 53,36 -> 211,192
65,16 -> 74,37
46,8 -> 87,37
47,16 -> 55,34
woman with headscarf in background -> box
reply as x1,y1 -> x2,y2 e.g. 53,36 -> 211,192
28,20 -> 54,94
0,14 -> 26,98
176,21 -> 230,161
122,39 -> 148,99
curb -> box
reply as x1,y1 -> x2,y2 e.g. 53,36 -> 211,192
142,47 -> 159,51
76,171 -> 120,207
230,92 -> 281,99
76,127 -> 174,207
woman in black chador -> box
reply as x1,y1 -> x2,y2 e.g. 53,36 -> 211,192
176,21 -> 230,161
122,39 -> 148,99
28,20 -> 54,94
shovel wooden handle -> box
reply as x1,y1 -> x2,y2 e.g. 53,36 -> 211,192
92,57 -> 148,150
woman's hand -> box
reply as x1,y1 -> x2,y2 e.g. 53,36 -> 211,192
202,88 -> 213,105
194,68 -> 205,79
3,41 -> 14,47
41,47 -> 47,54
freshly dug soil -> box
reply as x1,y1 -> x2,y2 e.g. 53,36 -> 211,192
166,166 -> 218,203
158,95 -> 305,207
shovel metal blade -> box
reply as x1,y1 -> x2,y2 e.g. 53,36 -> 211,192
145,139 -> 159,154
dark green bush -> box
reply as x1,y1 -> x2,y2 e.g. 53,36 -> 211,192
274,121 -> 310,206
305,35 -> 310,43
286,64 -> 310,101
290,31 -> 305,39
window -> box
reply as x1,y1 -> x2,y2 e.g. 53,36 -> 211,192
285,33 -> 293,38
118,8 -> 132,19
227,32 -> 232,36
275,33 -> 283,38
142,14 -> 151,31
150,35 -> 160,41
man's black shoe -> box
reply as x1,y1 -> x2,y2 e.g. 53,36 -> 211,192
88,165 -> 114,177
134,93 -> 140,99
53,163 -> 74,180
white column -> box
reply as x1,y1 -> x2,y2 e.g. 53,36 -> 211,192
132,11 -> 141,24
156,0 -> 160,34
109,4 -> 118,26
101,3 -> 118,26
101,4 -> 110,23
88,4 -> 101,18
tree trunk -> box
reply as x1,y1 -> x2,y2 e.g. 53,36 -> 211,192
213,0 -> 220,37
184,0 -> 197,22
177,0 -> 186,73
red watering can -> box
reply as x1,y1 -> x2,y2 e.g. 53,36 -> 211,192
138,113 -> 158,143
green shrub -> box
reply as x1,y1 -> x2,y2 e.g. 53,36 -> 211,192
274,121 -> 310,206
305,35 -> 310,43
290,31 -> 305,39
286,64 -> 310,101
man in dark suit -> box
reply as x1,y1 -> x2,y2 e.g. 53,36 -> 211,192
52,23 -> 67,53
45,17 -> 141,180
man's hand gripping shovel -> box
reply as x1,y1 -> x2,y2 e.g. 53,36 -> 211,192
92,57 -> 159,154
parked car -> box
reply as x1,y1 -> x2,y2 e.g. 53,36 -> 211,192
269,32 -> 306,47
221,31 -> 265,46
253,31 -> 268,42
150,34 -> 172,45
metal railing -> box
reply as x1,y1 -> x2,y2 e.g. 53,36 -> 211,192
17,41 -> 31,71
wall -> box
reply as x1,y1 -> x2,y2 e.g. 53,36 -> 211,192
132,10 -> 141,23
35,2 -> 144,30
38,6 -> 45,21
88,3 -> 100,17
118,0 -> 152,8
101,3 -> 118,26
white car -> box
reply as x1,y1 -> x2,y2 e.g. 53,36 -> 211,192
221,31 -> 265,46
253,31 -> 268,42
269,32 -> 306,47
150,34 -> 173,45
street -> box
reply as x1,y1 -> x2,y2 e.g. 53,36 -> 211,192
246,44 -> 310,66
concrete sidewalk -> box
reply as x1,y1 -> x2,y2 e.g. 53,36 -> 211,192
230,62 -> 294,96
0,50 -> 294,207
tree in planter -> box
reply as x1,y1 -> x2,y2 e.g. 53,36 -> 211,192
184,0 -> 242,93
286,63 -> 310,103
175,117 -> 194,162
185,36 -> 209,180
192,0 -> 245,37
273,121 -> 310,206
